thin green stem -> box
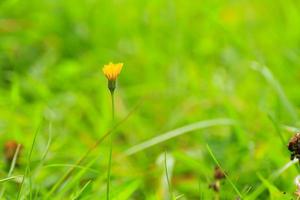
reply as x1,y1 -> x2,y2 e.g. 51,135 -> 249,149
17,120 -> 43,200
111,91 -> 115,120
107,91 -> 114,200
106,136 -> 112,200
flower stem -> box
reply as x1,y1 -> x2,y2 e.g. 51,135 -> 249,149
111,91 -> 115,120
107,91 -> 114,200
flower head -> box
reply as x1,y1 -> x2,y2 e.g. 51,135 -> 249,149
102,62 -> 123,81
102,62 -> 123,93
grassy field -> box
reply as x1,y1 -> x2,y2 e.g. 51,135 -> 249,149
1,0 -> 300,199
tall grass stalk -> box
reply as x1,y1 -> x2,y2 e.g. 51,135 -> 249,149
17,120 -> 43,200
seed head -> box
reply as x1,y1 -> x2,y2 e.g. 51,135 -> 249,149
288,133 -> 300,161
214,166 -> 226,180
209,166 -> 226,193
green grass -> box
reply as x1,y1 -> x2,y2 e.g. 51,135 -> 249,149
1,0 -> 300,199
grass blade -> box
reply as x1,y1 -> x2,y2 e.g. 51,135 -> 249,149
45,99 -> 142,198
268,114 -> 287,147
112,180 -> 141,200
17,119 -> 43,200
0,176 -> 23,183
246,158 -> 298,200
71,180 -> 92,200
0,144 -> 22,198
125,118 -> 236,155
42,164 -> 98,174
251,62 -> 298,123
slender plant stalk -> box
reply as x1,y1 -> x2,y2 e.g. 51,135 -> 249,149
107,91 -> 115,200
17,120 -> 43,200
111,91 -> 115,120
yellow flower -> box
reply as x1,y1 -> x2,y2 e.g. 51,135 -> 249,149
102,62 -> 123,81
103,62 -> 123,93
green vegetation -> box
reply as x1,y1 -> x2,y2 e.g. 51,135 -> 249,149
1,0 -> 300,199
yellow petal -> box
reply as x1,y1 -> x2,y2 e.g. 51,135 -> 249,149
102,62 -> 123,80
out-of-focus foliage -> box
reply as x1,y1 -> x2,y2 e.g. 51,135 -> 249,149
1,0 -> 300,199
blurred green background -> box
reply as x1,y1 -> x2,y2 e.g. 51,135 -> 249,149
1,0 -> 300,199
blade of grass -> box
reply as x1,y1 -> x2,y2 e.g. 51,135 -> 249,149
42,164 -> 98,174
246,158 -> 298,200
107,137 -> 113,200
125,118 -> 236,156
0,176 -> 23,183
268,114 -> 286,147
45,99 -> 143,198
111,180 -> 141,200
41,122 -> 52,163
175,194 -> 184,199
251,62 -> 298,123
0,144 -> 21,198
17,119 -> 43,200
55,157 -> 98,199
30,122 -> 53,184
71,180 -> 92,200
257,173 -> 293,199
206,144 -> 243,199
